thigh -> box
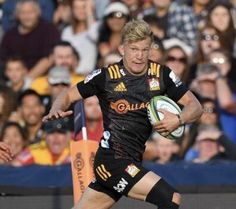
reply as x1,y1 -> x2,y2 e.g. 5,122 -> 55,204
128,171 -> 161,201
73,187 -> 116,209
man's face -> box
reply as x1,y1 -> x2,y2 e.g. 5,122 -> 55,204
20,95 -> 44,126
49,83 -> 70,101
119,38 -> 151,74
5,61 -> 26,85
153,0 -> 171,9
53,46 -> 76,72
16,2 -> 40,29
46,132 -> 69,155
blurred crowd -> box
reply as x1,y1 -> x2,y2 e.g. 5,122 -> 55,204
0,0 -> 236,166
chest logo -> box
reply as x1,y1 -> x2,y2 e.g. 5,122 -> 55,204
125,164 -> 140,177
110,99 -> 148,114
148,78 -> 160,91
114,82 -> 127,92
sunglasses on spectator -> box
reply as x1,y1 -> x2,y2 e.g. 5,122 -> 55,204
203,107 -> 217,113
211,57 -> 226,64
166,56 -> 187,64
107,12 -> 127,19
201,34 -> 219,41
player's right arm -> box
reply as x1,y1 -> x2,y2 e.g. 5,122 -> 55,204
42,85 -> 82,122
43,68 -> 105,122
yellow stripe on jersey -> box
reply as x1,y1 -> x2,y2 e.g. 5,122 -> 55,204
156,63 -> 160,77
96,167 -> 107,181
150,62 -> 160,77
108,67 -> 115,79
111,66 -> 118,79
101,164 -> 111,177
114,65 -> 121,78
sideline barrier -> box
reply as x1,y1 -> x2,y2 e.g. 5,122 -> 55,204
1,161 -> 236,209
0,160 -> 236,195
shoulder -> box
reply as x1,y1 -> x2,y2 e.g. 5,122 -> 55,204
106,61 -> 125,80
29,140 -> 47,151
38,20 -> 58,31
170,2 -> 194,13
3,27 -> 18,38
148,60 -> 167,75
30,76 -> 48,95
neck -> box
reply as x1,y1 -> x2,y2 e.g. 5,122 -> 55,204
27,122 -> 42,142
156,6 -> 169,17
74,21 -> 87,33
12,80 -> 24,92
18,22 -> 38,34
123,59 -> 148,76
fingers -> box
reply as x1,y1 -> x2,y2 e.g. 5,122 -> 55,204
0,149 -> 13,162
42,110 -> 73,122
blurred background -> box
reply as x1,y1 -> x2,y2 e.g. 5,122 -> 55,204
0,0 -> 236,208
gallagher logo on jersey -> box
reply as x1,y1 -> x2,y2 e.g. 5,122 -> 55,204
110,99 -> 149,114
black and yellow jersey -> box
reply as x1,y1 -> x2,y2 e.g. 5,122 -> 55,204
77,60 -> 188,161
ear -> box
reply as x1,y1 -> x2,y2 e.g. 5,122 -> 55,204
118,45 -> 124,56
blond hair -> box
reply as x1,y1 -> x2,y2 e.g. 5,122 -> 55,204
121,20 -> 153,43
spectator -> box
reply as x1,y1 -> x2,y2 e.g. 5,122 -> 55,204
0,122 -> 28,162
121,0 -> 144,19
202,50 -> 236,143
142,0 -> 198,51
4,56 -> 31,97
0,85 -> 17,131
143,15 -> 166,40
144,133 -> 180,164
75,96 -> 103,142
13,118 -> 71,166
97,2 -> 129,67
2,0 -> 55,32
18,89 -> 45,143
0,0 -> 60,80
53,0 -> 71,31
197,24 -> 222,63
185,0 -> 213,28
190,63 -> 218,99
31,41 -> 84,95
163,43 -> 190,83
61,0 -> 97,75
207,1 -> 236,55
191,125 -> 236,163
188,23 -> 222,81
148,36 -> 165,63
181,97 -> 220,159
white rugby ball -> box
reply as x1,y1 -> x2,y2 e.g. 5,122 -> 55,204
147,95 -> 185,139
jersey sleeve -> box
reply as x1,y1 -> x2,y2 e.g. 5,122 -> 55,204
162,66 -> 188,102
77,68 -> 106,99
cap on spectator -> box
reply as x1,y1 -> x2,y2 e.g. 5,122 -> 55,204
44,119 -> 70,134
196,125 -> 220,142
48,66 -> 71,85
196,63 -> 220,78
163,38 -> 193,57
104,2 -> 129,17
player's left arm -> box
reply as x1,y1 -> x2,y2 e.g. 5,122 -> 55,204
177,90 -> 203,125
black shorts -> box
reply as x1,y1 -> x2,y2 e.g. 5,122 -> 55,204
88,147 -> 149,201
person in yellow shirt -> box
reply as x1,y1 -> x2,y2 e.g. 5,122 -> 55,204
14,118 -> 71,166
31,41 -> 84,95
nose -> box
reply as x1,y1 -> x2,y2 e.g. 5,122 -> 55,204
136,51 -> 143,60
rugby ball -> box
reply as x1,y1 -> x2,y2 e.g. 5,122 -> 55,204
147,96 -> 185,139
